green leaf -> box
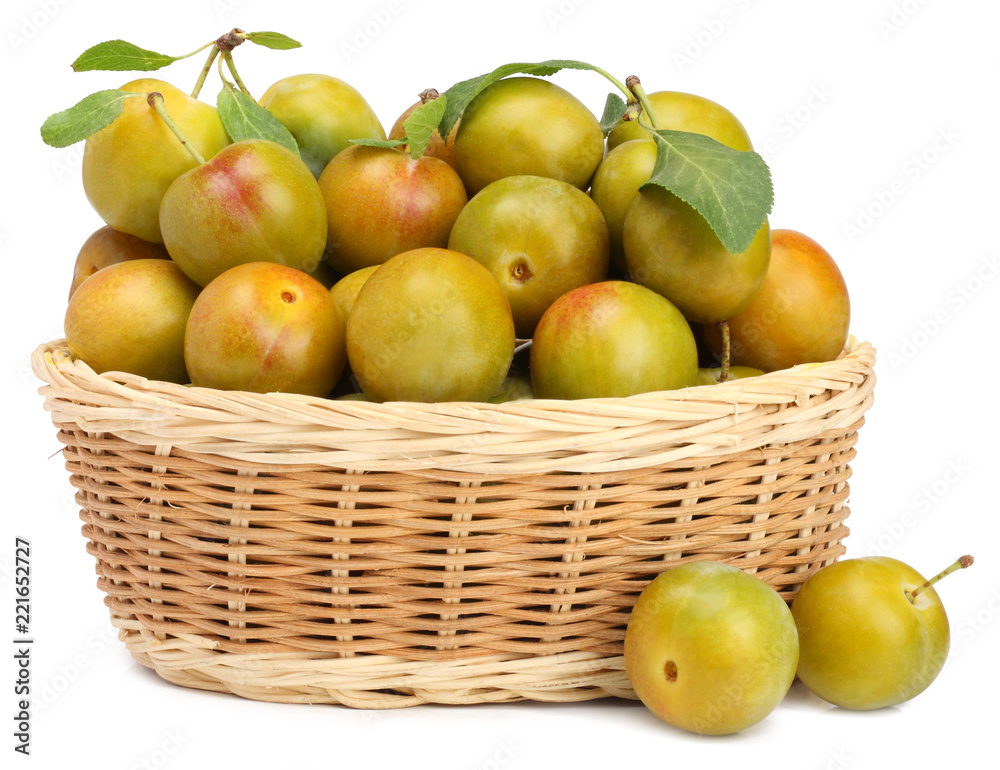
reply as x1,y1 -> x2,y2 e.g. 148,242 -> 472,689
348,137 -> 409,149
599,93 -> 628,136
439,59 -> 601,139
40,89 -> 144,148
642,129 -> 774,254
403,96 -> 448,159
217,86 -> 300,156
71,40 -> 181,72
243,31 -> 302,50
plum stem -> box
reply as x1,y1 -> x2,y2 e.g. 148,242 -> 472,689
907,555 -> 974,602
146,92 -> 206,165
191,30 -> 249,100
190,44 -> 221,99
564,66 -> 656,129
626,76 -> 661,131
222,51 -> 253,98
718,320 -> 731,382
588,65 -> 632,102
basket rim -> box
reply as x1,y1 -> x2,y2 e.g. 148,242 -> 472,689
32,336 -> 876,474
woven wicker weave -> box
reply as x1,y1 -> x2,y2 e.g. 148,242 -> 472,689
32,336 -> 875,708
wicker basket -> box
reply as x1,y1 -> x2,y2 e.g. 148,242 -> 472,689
32,336 -> 875,708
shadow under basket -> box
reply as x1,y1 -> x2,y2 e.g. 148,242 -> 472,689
32,337 -> 876,708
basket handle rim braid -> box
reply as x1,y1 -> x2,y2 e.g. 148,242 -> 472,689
32,337 -> 875,475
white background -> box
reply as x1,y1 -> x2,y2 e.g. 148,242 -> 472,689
3,0 -> 999,767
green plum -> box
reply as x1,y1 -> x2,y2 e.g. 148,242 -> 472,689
791,556 -> 972,710
623,185 -> 771,324
159,139 -> 328,287
703,229 -> 851,372
529,281 -> 697,399
347,247 -> 515,402
597,91 -> 754,275
258,73 -> 385,178
453,76 -> 605,197
487,370 -> 534,403
184,262 -> 346,397
625,561 -> 799,735
607,90 -> 753,153
68,225 -> 170,300
328,266 -> 379,399
589,139 -> 657,273
336,392 -> 372,402
448,175 -> 609,338
319,145 -> 468,275
695,365 -> 764,385
329,265 -> 380,322
64,258 -> 200,383
82,78 -> 230,243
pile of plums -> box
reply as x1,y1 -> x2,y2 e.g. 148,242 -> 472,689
62,72 -> 850,403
